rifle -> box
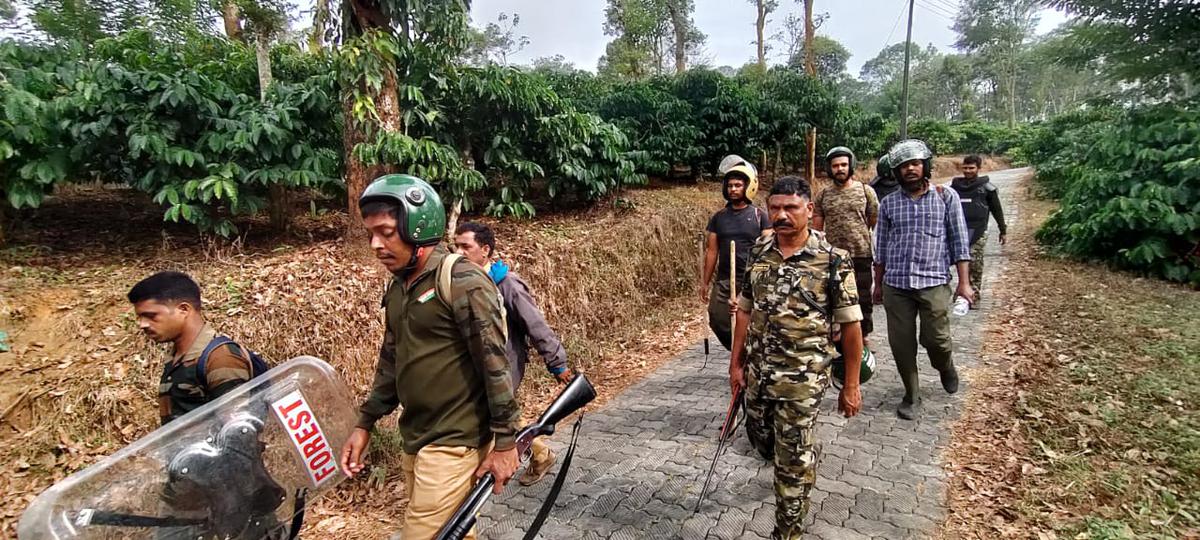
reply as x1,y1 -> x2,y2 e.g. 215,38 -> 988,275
433,374 -> 597,540
693,387 -> 744,513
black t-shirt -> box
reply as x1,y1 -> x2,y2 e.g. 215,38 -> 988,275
706,204 -> 771,281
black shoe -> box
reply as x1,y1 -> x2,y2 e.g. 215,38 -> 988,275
897,399 -> 921,420
941,367 -> 960,394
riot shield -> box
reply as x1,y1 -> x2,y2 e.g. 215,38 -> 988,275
19,356 -> 356,540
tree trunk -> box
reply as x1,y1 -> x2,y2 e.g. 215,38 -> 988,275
255,36 -> 273,101
309,0 -> 329,52
221,0 -> 244,43
803,0 -> 816,76
447,139 -> 473,240
254,36 -> 290,231
668,1 -> 686,74
803,0 -> 816,183
343,62 -> 402,239
755,0 -> 767,70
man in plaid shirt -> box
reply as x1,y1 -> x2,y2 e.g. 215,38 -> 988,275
872,139 -> 974,420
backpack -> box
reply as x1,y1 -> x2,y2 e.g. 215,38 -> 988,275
432,252 -> 509,334
436,253 -> 464,308
196,336 -> 272,390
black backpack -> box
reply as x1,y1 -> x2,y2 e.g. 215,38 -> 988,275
196,335 -> 272,390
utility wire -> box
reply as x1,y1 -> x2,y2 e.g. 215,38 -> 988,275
880,0 -> 908,50
914,0 -> 955,20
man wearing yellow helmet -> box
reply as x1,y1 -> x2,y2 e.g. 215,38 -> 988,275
700,155 -> 772,350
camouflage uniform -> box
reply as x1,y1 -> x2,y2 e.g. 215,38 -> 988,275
738,231 -> 862,540
969,231 -> 987,297
813,180 -> 879,336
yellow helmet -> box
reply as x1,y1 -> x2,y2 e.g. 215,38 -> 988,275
719,156 -> 758,203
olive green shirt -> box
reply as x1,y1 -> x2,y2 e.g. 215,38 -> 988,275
357,246 -> 521,453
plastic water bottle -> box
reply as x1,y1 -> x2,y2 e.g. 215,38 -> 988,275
952,296 -> 970,316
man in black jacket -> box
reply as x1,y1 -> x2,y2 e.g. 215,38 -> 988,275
950,155 -> 1007,306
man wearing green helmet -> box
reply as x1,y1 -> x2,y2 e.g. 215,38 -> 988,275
339,174 -> 521,540
869,154 -> 899,201
813,146 -> 879,347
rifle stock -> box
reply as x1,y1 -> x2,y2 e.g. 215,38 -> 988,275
433,374 -> 596,540
694,388 -> 744,513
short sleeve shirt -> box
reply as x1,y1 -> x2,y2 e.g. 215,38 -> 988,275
814,181 -> 879,259
706,204 -> 771,281
737,231 -> 862,400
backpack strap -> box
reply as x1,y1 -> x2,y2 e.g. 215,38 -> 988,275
825,247 -> 842,345
196,335 -> 235,391
437,253 -> 464,309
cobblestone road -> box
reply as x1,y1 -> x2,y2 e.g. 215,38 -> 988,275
477,170 -> 1024,539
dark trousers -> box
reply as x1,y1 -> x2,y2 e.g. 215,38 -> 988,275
852,257 -> 874,337
882,283 -> 954,403
707,280 -> 734,350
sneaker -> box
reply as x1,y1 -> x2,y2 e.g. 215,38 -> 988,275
518,449 -> 557,486
940,367 -> 960,394
897,399 -> 921,420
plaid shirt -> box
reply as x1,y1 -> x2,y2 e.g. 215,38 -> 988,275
874,186 -> 971,290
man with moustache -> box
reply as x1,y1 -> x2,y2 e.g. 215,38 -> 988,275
813,146 -> 879,346
950,154 -> 1007,306
730,175 -> 863,539
872,140 -> 973,420
340,175 -> 520,540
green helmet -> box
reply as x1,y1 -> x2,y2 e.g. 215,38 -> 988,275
887,139 -> 934,179
832,345 -> 877,387
358,174 -> 446,246
823,146 -> 857,177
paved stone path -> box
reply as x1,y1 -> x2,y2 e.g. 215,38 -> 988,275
478,170 -> 1025,539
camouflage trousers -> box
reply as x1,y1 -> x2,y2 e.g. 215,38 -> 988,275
743,362 -> 830,540
969,232 -> 987,299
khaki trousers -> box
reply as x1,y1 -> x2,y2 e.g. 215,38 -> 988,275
400,444 -> 489,540
882,283 -> 955,403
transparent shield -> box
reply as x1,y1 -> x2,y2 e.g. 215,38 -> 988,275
19,356 -> 357,540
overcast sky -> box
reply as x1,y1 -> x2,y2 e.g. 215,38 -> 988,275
469,0 -> 1070,75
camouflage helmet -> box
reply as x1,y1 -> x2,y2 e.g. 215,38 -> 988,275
832,345 -> 877,387
887,139 -> 934,179
823,146 -> 857,177
358,174 -> 446,246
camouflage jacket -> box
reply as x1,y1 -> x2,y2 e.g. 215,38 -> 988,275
357,245 -> 521,453
737,230 -> 862,400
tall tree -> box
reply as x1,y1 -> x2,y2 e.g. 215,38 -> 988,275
237,0 -> 290,227
1045,0 -> 1200,100
601,0 -> 670,79
463,11 -> 529,66
791,34 -> 849,80
802,0 -> 814,181
749,0 -> 778,71
664,0 -> 704,74
338,0 -> 474,236
953,0 -> 1039,126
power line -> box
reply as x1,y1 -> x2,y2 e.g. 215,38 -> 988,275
880,0 -> 908,50
914,0 -> 955,21
916,0 -> 955,18
926,0 -> 960,13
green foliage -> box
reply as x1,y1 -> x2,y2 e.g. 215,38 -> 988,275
1046,0 -> 1200,100
597,80 -> 701,176
1,33 -> 342,235
907,119 -> 1023,156
1028,102 -> 1200,284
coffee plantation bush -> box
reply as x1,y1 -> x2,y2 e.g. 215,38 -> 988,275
1028,102 -> 1200,284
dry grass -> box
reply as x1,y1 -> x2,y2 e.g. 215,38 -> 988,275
941,175 -> 1200,539
0,181 -> 721,537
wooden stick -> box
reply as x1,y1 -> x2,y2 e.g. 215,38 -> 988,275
729,240 -> 737,298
